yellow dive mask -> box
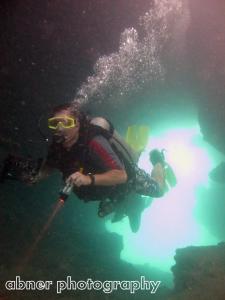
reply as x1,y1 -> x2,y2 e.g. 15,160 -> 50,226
48,116 -> 76,129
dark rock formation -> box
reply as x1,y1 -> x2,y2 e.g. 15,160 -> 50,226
209,162 -> 225,184
168,242 -> 225,300
187,0 -> 225,154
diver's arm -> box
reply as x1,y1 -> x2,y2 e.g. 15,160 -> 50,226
67,135 -> 128,187
66,169 -> 127,187
89,135 -> 127,185
92,169 -> 127,185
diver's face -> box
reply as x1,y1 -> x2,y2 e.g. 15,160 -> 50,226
52,109 -> 80,146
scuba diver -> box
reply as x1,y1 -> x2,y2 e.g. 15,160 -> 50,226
149,149 -> 177,191
0,103 -> 167,232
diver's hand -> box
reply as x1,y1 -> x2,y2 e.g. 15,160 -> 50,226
66,172 -> 92,187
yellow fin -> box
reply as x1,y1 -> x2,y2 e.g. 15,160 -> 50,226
125,125 -> 150,152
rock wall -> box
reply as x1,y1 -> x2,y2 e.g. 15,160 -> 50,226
168,242 -> 225,300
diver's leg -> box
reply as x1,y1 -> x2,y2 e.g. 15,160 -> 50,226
134,164 -> 166,198
127,210 -> 141,233
98,198 -> 117,217
111,200 -> 126,223
126,195 -> 146,233
111,193 -> 146,233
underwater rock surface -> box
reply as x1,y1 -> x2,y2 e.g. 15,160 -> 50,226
168,242 -> 225,300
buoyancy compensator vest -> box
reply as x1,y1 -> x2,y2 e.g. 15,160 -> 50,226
87,117 -> 138,179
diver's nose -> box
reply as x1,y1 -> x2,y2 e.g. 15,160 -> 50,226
55,122 -> 64,132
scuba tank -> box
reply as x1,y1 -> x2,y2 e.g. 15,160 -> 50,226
90,117 -> 136,163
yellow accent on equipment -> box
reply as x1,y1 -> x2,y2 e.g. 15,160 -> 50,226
125,125 -> 150,153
